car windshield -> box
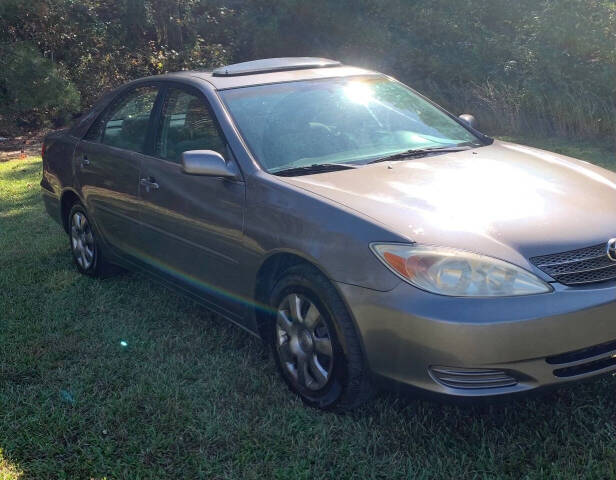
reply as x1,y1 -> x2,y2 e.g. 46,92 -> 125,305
219,75 -> 482,173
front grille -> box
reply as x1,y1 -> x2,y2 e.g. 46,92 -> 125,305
530,243 -> 616,286
546,338 -> 616,378
430,367 -> 517,389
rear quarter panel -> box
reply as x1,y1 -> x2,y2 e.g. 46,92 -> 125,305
41,85 -> 120,227
41,131 -> 80,227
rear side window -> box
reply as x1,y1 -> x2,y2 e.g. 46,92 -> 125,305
84,86 -> 158,154
156,88 -> 225,163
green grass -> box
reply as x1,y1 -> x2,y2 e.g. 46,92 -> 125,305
1,138 -> 616,479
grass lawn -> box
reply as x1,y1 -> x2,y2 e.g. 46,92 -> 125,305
1,137 -> 616,479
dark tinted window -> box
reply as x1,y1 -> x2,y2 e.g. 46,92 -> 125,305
156,88 -> 225,163
85,86 -> 158,153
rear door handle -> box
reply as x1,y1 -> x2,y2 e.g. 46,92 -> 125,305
140,177 -> 159,192
81,155 -> 90,167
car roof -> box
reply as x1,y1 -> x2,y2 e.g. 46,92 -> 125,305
140,58 -> 380,90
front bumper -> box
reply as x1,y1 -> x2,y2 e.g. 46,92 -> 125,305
337,280 -> 616,397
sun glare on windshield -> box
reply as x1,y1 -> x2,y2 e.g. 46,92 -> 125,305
220,76 -> 482,172
343,81 -> 374,105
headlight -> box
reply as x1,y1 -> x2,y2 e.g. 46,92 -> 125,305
371,244 -> 552,297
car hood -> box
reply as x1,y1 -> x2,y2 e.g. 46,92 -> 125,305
279,140 -> 616,274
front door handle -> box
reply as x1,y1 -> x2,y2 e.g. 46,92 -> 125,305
140,177 -> 160,192
81,155 -> 90,167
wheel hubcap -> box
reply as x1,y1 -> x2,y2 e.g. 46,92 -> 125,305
70,212 -> 95,270
276,293 -> 334,391
299,330 -> 313,351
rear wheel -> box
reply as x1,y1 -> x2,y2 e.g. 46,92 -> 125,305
68,203 -> 113,277
269,265 -> 374,411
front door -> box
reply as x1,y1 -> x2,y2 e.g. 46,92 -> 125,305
74,85 -> 159,255
136,85 -> 247,321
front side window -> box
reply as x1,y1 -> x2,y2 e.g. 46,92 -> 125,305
85,85 -> 158,154
220,76 -> 482,172
156,88 -> 225,163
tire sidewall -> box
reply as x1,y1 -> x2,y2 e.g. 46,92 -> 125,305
269,271 -> 350,410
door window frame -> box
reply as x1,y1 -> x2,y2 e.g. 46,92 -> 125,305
149,82 -> 234,166
82,82 -> 163,156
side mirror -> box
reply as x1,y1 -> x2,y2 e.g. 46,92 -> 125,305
459,114 -> 478,130
181,150 -> 236,178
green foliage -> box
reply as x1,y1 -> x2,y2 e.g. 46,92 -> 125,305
233,0 -> 616,139
0,0 -> 231,132
0,0 -> 614,141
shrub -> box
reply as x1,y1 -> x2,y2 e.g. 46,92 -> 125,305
0,42 -> 80,128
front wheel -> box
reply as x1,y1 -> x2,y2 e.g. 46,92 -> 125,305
269,265 -> 374,411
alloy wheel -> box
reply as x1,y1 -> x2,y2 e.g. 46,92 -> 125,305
70,211 -> 95,270
275,293 -> 334,391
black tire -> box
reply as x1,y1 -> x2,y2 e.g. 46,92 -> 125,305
269,264 -> 374,412
67,202 -> 115,277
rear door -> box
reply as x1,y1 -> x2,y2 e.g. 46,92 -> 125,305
74,85 -> 159,255
136,84 -> 247,321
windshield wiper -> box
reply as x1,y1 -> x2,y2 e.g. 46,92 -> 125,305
273,163 -> 359,177
367,145 -> 474,164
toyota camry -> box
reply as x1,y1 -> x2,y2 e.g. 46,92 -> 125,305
41,58 -> 616,411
